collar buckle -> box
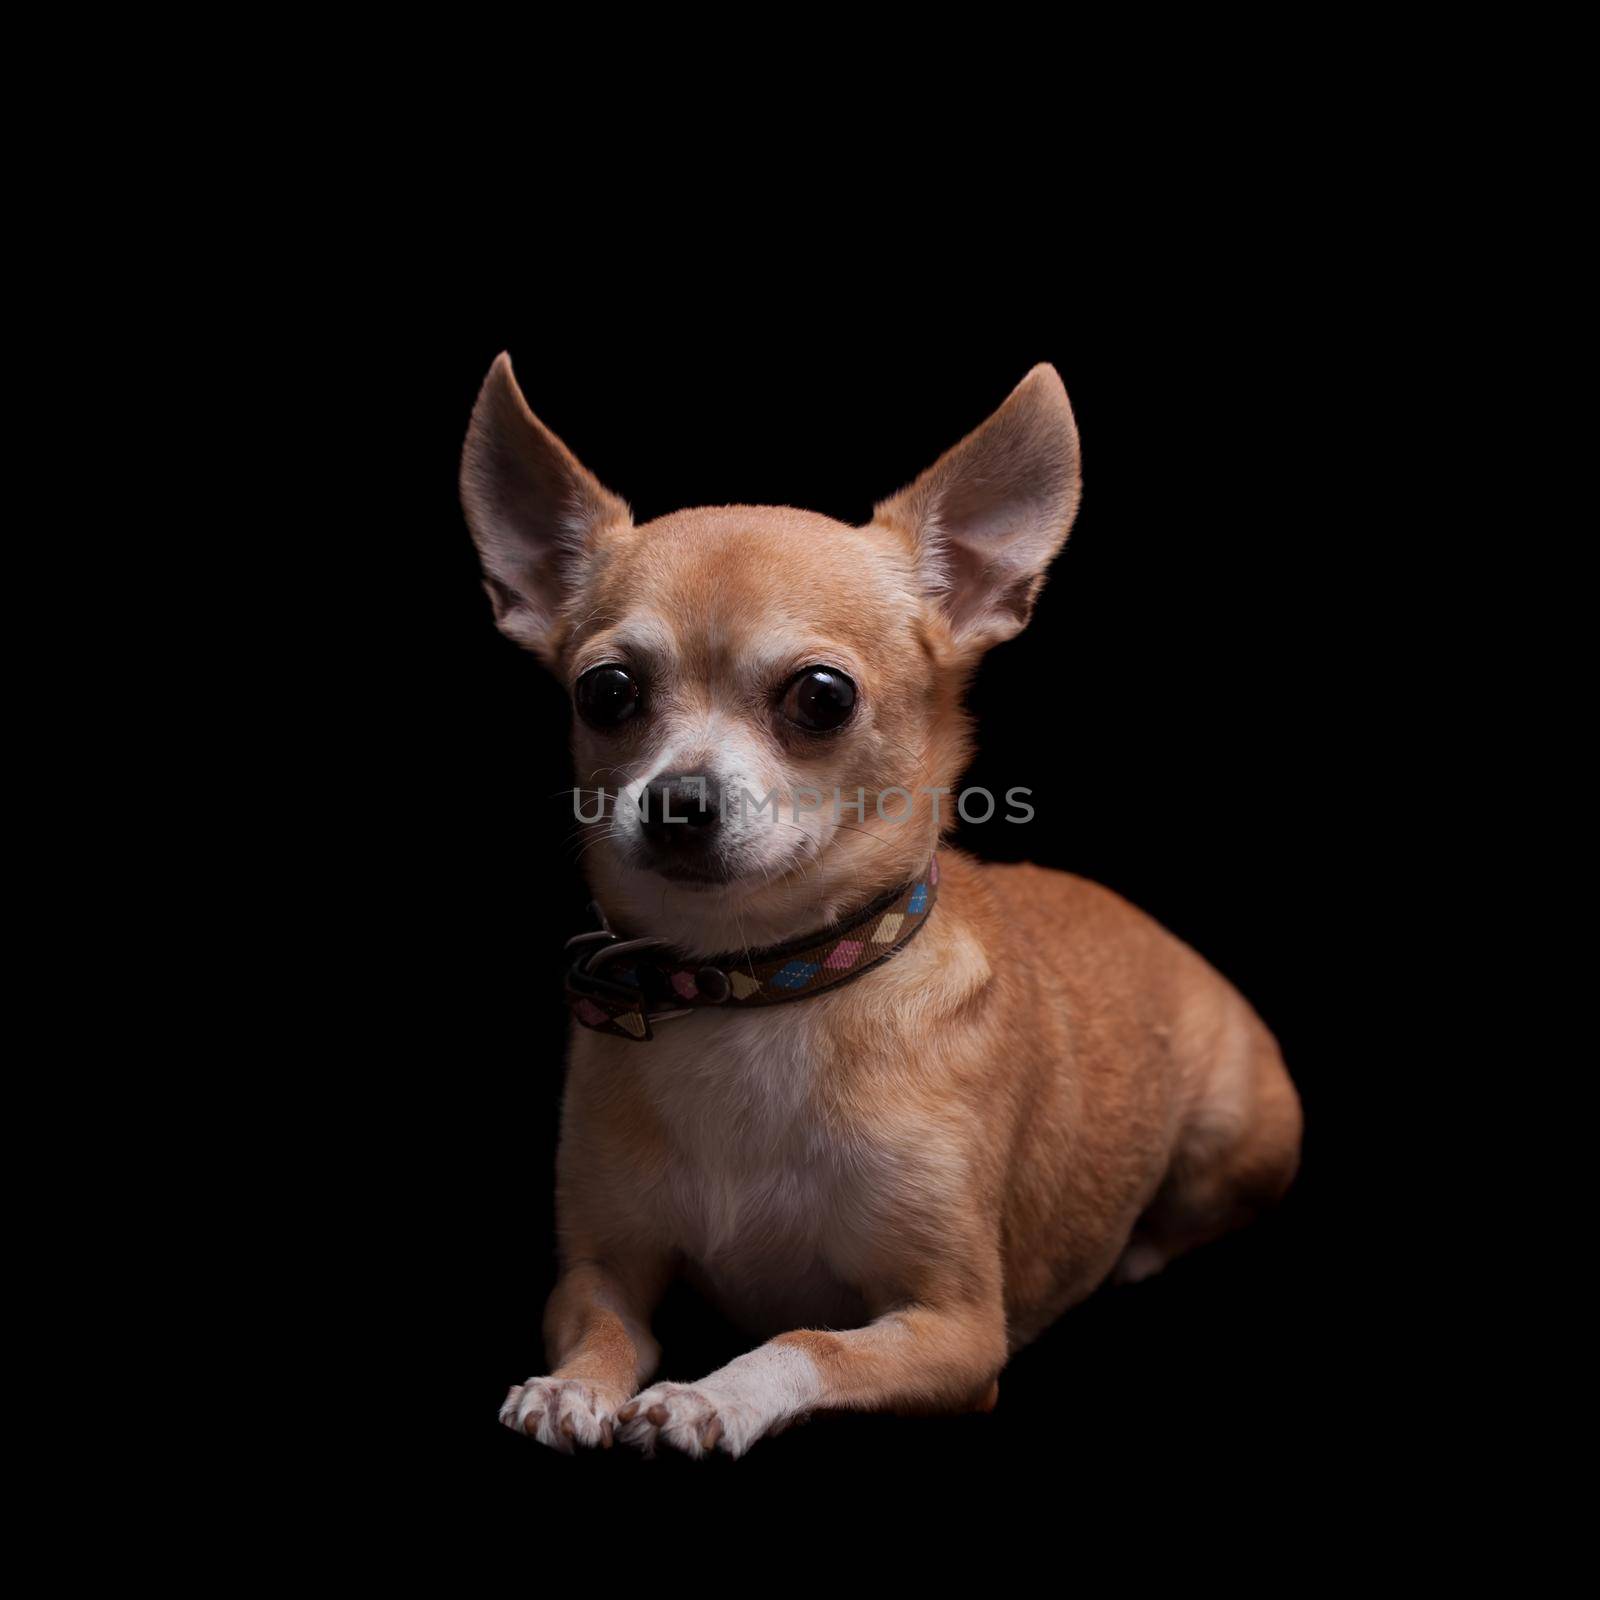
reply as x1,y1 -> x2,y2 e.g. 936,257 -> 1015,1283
564,907 -> 692,1040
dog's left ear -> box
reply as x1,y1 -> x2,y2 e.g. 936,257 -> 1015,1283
872,364 -> 1081,652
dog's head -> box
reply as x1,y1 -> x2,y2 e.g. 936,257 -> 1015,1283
461,355 -> 1080,952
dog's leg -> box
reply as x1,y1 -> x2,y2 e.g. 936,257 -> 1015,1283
500,1255 -> 667,1452
1114,1024 -> 1302,1285
617,1292 -> 1006,1458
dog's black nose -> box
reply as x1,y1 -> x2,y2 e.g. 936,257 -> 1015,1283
639,773 -> 722,849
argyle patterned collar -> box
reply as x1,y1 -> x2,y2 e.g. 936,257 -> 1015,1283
565,856 -> 941,1042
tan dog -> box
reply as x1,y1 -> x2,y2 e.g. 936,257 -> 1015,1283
461,355 -> 1302,1457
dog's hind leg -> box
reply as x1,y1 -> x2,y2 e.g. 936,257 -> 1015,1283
1114,1021 -> 1302,1284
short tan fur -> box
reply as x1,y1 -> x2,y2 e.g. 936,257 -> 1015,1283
462,355 -> 1302,1457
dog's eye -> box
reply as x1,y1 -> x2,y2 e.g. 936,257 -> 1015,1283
781,667 -> 856,733
575,665 -> 642,730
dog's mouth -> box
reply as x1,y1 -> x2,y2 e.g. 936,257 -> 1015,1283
623,832 -> 823,893
648,858 -> 740,888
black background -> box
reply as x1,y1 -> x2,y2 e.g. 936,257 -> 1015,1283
334,249 -> 1386,1539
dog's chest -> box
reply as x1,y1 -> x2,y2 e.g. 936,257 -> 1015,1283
635,1006 -> 875,1331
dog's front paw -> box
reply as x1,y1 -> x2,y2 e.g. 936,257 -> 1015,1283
615,1381 -> 764,1459
499,1377 -> 622,1453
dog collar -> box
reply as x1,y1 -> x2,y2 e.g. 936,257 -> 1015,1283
564,856 -> 941,1042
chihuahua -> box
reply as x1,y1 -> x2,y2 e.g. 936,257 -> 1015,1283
461,355 -> 1302,1457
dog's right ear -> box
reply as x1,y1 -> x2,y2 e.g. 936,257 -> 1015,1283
460,353 -> 631,663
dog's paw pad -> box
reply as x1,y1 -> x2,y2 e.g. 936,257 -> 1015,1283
1112,1241 -> 1170,1284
